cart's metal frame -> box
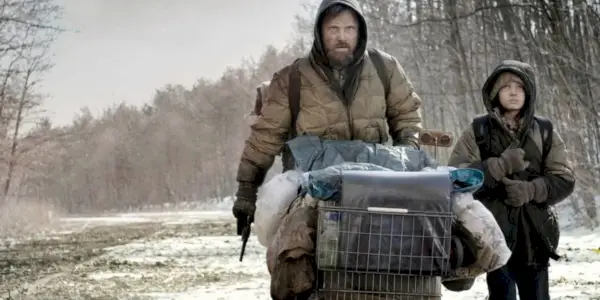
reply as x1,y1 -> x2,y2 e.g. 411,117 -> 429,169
313,202 -> 454,299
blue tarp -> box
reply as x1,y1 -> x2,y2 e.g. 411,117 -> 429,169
284,136 -> 484,200
450,168 -> 484,193
302,162 -> 393,200
287,136 -> 437,172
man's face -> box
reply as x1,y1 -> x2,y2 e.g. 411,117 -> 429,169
498,79 -> 526,112
320,10 -> 358,68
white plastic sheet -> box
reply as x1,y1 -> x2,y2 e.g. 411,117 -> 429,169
423,166 -> 511,278
451,192 -> 512,278
254,170 -> 302,247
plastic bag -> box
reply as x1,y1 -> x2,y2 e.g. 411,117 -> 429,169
450,192 -> 512,278
422,166 -> 510,278
301,162 -> 393,200
421,166 -> 484,193
287,135 -> 437,172
254,170 -> 302,247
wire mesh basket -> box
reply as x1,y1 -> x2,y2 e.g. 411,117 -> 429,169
314,170 -> 455,299
315,269 -> 444,299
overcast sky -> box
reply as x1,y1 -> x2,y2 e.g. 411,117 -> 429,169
41,0 -> 305,125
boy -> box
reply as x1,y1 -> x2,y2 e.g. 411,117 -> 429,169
448,60 -> 575,300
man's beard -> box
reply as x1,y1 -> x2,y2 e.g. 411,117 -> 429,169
326,44 -> 354,68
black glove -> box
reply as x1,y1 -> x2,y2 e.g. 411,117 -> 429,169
232,182 -> 258,235
486,148 -> 529,180
442,278 -> 476,292
450,220 -> 478,269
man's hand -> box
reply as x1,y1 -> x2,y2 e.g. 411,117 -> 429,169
501,178 -> 535,207
233,182 -> 258,235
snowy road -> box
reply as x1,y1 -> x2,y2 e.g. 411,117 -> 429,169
1,210 -> 599,299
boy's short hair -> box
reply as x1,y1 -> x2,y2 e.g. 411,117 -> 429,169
489,72 -> 524,100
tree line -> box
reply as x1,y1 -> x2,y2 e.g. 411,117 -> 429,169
1,0 -> 598,227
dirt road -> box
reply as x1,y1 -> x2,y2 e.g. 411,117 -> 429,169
1,211 -> 599,300
0,212 -> 261,300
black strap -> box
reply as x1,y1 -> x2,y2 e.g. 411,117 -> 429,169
472,115 -> 491,159
367,48 -> 390,99
288,59 -> 302,139
282,59 -> 302,171
472,115 -> 553,161
535,116 -> 553,161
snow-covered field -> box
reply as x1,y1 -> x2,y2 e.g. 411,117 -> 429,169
1,206 -> 599,299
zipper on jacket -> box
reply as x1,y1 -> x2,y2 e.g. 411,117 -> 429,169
346,105 -> 354,140
329,68 -> 354,139
338,71 -> 354,139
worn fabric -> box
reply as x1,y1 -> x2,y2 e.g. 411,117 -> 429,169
448,60 -> 575,268
486,261 -> 550,300
267,196 -> 319,300
236,0 -> 423,187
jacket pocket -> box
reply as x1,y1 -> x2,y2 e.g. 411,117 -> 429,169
542,206 -> 560,252
362,125 -> 383,143
526,204 -> 561,261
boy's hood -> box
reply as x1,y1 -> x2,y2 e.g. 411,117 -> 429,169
481,60 -> 537,129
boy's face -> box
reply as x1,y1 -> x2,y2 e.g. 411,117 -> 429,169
498,77 -> 526,112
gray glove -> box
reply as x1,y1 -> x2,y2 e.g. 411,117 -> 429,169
502,177 -> 548,207
486,148 -> 529,180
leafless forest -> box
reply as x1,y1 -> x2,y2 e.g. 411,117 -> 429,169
0,0 -> 599,228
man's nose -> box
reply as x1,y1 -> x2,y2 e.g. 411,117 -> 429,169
338,30 -> 350,41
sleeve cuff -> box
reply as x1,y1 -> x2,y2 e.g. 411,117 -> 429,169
531,177 -> 548,203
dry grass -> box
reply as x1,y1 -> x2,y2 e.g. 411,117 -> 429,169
0,198 -> 62,238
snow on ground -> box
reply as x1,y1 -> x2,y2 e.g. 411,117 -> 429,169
2,204 -> 600,299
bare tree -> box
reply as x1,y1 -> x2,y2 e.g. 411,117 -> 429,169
2,0 -> 597,230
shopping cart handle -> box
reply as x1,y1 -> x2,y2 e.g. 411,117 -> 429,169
367,207 -> 409,214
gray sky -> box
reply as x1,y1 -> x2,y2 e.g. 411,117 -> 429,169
41,0 -> 305,125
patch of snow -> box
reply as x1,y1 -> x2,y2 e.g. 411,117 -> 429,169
87,272 -> 144,280
5,208 -> 598,299
60,216 -> 152,224
142,278 -> 270,300
83,218 -> 600,299
103,235 -> 266,274
57,210 -> 232,230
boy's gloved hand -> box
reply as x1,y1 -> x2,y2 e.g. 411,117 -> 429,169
486,148 -> 529,180
502,177 -> 547,207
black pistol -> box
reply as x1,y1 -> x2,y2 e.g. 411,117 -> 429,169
239,216 -> 252,262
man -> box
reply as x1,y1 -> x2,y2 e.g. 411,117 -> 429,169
233,0 -> 422,229
449,60 -> 575,300
233,0 -> 471,297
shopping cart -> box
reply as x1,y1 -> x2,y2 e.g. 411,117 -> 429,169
314,169 -> 455,299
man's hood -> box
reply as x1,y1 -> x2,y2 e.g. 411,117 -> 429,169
311,0 -> 368,67
481,60 -> 537,127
